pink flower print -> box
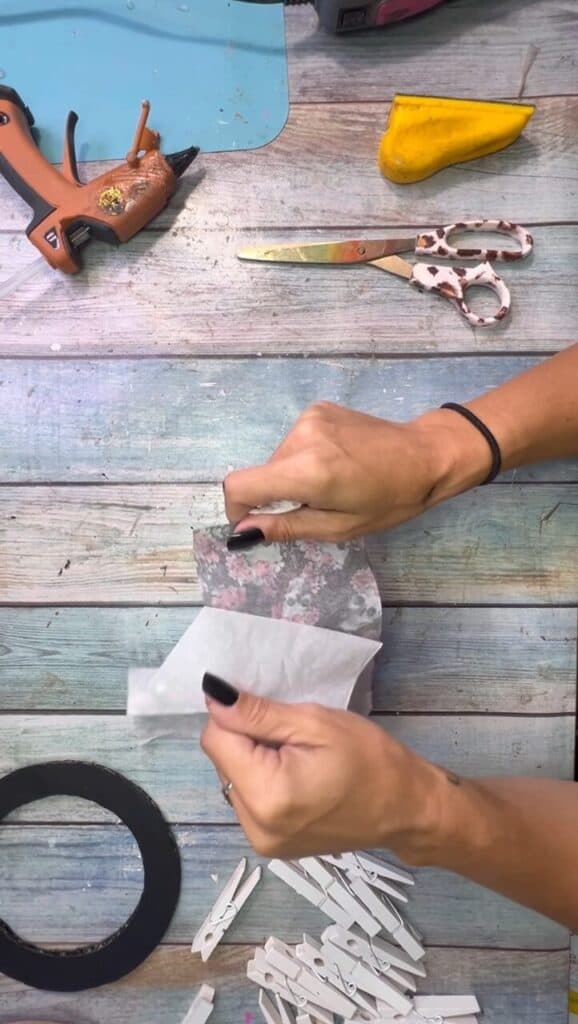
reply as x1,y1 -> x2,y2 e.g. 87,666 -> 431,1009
213,586 -> 248,610
258,579 -> 278,598
319,551 -> 339,568
294,570 -> 322,594
298,562 -> 316,582
194,535 -> 220,563
224,554 -> 256,584
306,541 -> 323,557
289,609 -> 321,626
351,568 -> 376,594
253,560 -> 277,582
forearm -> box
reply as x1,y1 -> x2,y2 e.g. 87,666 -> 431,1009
467,343 -> 578,469
415,343 -> 578,505
421,770 -> 578,928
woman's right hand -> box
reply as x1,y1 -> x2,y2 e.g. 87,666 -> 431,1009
224,401 -> 492,545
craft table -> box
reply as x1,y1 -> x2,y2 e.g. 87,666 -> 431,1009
0,1 -> 577,1021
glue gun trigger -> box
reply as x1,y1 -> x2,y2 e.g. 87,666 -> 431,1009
63,110 -> 81,185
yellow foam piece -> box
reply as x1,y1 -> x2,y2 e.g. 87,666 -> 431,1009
378,94 -> 535,185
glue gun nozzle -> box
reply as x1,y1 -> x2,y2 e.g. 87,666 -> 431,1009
165,144 -> 200,178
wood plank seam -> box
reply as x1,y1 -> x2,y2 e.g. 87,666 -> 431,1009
289,95 -> 578,106
4,221 -> 576,236
0,939 -> 568,954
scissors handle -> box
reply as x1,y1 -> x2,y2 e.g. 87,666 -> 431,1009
410,261 -> 511,327
416,219 -> 533,262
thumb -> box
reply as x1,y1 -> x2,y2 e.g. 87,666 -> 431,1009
202,673 -> 323,746
233,506 -> 360,544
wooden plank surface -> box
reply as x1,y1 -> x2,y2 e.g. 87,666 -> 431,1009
2,484 -> 577,604
0,3 -> 576,1019
1,99 -> 576,241
0,715 -> 572,826
0,946 -> 570,1024
1,226 -> 577,356
285,1 -> 578,102
0,825 -> 568,949
379,606 -> 577,712
173,96 -> 578,229
1,606 -> 574,713
2,356 -> 578,482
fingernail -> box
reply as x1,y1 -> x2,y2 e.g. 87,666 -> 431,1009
226,527 -> 265,552
202,672 -> 239,706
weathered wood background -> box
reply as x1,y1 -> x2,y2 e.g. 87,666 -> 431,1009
0,1 -> 577,1021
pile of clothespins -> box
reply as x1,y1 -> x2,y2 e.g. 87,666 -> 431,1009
187,851 -> 481,1024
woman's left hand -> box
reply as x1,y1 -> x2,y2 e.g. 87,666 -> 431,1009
201,680 -> 443,862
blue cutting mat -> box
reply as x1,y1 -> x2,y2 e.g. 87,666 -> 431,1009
0,0 -> 288,161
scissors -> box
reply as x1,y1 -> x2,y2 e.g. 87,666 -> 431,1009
238,219 -> 533,328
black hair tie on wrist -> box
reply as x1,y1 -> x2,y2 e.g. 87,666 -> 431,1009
440,402 -> 502,485
0,762 -> 181,992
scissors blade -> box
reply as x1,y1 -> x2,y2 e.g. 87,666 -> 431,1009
370,255 -> 413,279
237,238 -> 413,264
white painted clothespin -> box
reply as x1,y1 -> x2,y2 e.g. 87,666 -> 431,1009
275,993 -> 299,1024
296,934 -> 379,1018
375,994 -> 480,1023
376,1016 -> 478,1024
264,937 -> 361,1019
321,852 -> 413,904
297,1015 -> 334,1024
413,996 -> 480,1019
181,985 -> 215,1024
317,938 -> 414,1018
268,859 -> 355,930
401,1017 -> 478,1024
192,857 -> 261,960
299,858 -> 383,937
439,1018 -> 478,1024
259,989 -> 295,1024
296,1013 -> 335,1024
346,876 -> 425,962
321,925 -> 426,984
248,948 -> 334,1024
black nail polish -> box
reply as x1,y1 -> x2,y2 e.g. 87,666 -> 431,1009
226,527 -> 265,552
202,672 -> 239,706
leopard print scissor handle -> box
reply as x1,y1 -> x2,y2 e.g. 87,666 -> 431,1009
410,261 -> 511,327
416,220 -> 533,263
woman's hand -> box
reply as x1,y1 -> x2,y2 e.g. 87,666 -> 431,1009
226,344 -> 578,547
200,675 -> 443,861
201,674 -> 578,928
224,402 -> 492,546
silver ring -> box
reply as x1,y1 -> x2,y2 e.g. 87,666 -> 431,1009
222,781 -> 233,806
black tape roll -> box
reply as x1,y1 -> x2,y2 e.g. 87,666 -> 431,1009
0,761 -> 181,991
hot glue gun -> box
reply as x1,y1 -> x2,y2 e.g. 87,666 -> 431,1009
0,85 -> 198,281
